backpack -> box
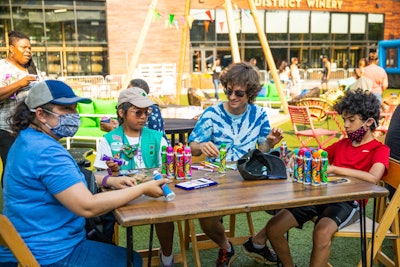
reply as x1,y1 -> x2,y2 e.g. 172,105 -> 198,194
73,150 -> 116,245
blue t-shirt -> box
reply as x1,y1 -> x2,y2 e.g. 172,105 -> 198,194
188,102 -> 271,161
0,127 -> 86,265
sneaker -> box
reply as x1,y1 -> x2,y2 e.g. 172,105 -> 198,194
159,250 -> 174,267
242,238 -> 277,265
216,242 -> 236,267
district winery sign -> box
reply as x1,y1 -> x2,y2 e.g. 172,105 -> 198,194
255,0 -> 343,9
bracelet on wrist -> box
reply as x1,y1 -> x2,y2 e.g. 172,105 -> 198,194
102,175 -> 112,188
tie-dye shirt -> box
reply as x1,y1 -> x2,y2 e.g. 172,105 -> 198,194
188,102 -> 271,162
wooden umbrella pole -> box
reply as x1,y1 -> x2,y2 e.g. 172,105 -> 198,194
224,0 -> 241,63
176,0 -> 191,105
247,0 -> 288,114
122,0 -> 159,90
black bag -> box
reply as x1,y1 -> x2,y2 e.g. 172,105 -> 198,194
75,155 -> 116,245
237,149 -> 287,180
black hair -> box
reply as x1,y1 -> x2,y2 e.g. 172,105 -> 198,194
8,102 -> 55,137
8,31 -> 38,75
219,62 -> 261,104
129,78 -> 150,93
116,102 -> 134,125
333,89 -> 380,131
8,31 -> 30,46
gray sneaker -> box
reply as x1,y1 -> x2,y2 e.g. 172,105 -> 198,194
242,238 -> 277,265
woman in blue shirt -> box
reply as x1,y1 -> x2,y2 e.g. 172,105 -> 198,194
0,80 -> 168,267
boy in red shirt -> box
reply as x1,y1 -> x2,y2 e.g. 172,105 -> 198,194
242,89 -> 389,267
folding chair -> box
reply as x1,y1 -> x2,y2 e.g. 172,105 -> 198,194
288,105 -> 338,149
0,214 -> 40,267
184,213 -> 255,267
375,104 -> 398,136
333,157 -> 400,267
298,97 -> 333,121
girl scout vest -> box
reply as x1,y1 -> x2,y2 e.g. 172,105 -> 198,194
104,126 -> 162,170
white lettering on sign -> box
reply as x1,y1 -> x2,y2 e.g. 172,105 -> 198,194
254,0 -> 343,9
306,0 -> 343,9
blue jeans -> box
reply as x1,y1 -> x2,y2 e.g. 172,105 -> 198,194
213,79 -> 220,99
0,240 -> 142,267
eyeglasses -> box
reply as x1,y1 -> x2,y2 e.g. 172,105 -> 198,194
129,107 -> 152,117
224,88 -> 246,98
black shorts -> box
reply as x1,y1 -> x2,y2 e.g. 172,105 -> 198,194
288,201 -> 360,229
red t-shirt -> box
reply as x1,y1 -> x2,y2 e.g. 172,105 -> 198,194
325,138 -> 390,176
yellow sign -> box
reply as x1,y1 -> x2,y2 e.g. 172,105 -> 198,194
254,0 -> 343,9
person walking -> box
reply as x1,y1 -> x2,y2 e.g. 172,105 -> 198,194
321,55 -> 331,92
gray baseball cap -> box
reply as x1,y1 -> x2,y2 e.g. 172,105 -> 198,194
118,87 -> 154,108
25,80 -> 91,109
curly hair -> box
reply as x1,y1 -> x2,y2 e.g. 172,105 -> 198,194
219,62 -> 261,104
8,102 -> 55,137
333,88 -> 380,131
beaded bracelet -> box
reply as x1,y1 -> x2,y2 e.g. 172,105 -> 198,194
102,174 -> 111,188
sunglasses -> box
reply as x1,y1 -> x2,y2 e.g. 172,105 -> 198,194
224,88 -> 246,98
129,107 -> 152,117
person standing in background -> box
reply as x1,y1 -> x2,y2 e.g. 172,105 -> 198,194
278,60 -> 290,83
278,60 -> 290,95
289,57 -> 301,98
321,55 -> 331,92
0,31 -> 40,185
358,58 -> 367,75
363,52 -> 388,104
212,57 -> 222,100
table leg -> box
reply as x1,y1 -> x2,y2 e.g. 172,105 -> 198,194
359,200 -> 367,267
148,224 -> 154,267
177,220 -> 188,267
127,226 -> 133,267
189,219 -> 202,267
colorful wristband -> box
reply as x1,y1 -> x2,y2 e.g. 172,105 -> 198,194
102,175 -> 111,188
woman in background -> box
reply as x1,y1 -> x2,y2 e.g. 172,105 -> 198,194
0,31 -> 40,184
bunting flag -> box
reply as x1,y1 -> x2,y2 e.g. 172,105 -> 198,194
187,15 -> 194,29
169,14 -> 175,25
242,8 -> 251,19
236,18 -> 241,31
147,5 -> 253,31
205,10 -> 213,22
219,21 -> 224,32
204,20 -> 210,32
152,9 -> 161,21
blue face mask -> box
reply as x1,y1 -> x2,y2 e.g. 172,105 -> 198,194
42,109 -> 81,138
